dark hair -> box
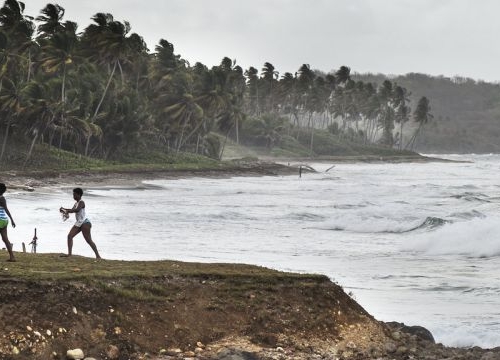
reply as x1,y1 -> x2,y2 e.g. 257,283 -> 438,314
0,183 -> 5,195
73,188 -> 83,196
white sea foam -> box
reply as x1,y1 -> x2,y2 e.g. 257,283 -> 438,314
406,217 -> 500,258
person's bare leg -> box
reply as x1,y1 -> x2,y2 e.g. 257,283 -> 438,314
81,223 -> 101,259
1,227 -> 15,261
66,226 -> 81,256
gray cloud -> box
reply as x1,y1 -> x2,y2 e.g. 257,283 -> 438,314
23,0 -> 500,81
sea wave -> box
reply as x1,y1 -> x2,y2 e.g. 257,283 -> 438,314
405,217 -> 500,258
314,216 -> 447,234
431,325 -> 500,348
450,192 -> 491,202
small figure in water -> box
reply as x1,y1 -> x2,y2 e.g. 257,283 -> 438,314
60,188 -> 101,259
299,165 -> 302,178
0,183 -> 16,261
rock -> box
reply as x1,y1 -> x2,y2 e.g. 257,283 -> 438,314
217,348 -> 260,360
481,352 -> 498,360
165,348 -> 182,356
384,341 -> 397,353
106,345 -> 119,359
66,348 -> 85,359
396,346 -> 408,355
72,306 -> 78,315
12,346 -> 19,355
386,321 -> 435,343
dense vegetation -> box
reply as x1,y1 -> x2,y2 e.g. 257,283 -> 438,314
355,73 -> 500,153
0,0 -> 431,169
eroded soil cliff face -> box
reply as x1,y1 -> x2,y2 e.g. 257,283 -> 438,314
0,256 -> 497,360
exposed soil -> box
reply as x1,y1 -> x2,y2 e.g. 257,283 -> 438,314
0,269 -> 498,360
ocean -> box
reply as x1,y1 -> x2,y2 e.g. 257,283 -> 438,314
6,154 -> 500,348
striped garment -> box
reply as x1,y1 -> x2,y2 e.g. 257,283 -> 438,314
0,205 -> 7,220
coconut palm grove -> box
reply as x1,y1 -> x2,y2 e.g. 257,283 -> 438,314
0,1 -> 432,166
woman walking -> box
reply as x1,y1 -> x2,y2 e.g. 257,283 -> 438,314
0,183 -> 16,262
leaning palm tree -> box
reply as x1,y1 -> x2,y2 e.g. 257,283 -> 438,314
335,66 -> 351,85
261,62 -> 278,113
392,85 -> 411,150
406,96 -> 432,150
81,13 -> 134,155
163,93 -> 204,153
0,77 -> 22,162
38,21 -> 79,108
36,3 -> 65,39
0,0 -> 35,81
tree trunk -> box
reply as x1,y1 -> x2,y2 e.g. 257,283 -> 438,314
218,126 -> 234,160
24,129 -> 39,168
0,116 -> 12,163
86,61 -> 117,156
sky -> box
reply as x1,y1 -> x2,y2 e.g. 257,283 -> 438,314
22,0 -> 500,82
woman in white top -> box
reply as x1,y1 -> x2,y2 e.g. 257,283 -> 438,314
59,188 -> 101,259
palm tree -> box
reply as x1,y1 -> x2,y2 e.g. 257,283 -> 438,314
406,96 -> 432,150
335,66 -> 351,85
0,0 -> 35,81
36,3 -> 65,38
261,62 -> 278,113
81,13 -> 134,155
0,77 -> 22,162
38,21 -> 78,106
392,85 -> 411,150
377,80 -> 395,146
163,93 -> 203,153
244,66 -> 259,115
254,114 -> 286,149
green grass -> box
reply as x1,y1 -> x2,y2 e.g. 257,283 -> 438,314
0,252 -> 330,302
0,252 -> 328,283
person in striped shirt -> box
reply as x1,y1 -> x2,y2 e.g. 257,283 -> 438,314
0,183 -> 16,262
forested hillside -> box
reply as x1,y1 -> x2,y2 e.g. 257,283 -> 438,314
1,0 -> 494,164
0,0 -> 431,169
355,73 -> 500,153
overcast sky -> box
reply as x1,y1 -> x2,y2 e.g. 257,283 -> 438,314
23,0 -> 500,82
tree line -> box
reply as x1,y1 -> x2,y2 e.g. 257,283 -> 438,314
0,0 -> 432,164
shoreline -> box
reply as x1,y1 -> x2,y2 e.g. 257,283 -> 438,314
4,154 -> 460,191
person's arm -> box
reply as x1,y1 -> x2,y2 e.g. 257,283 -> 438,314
0,197 -> 15,228
61,201 -> 85,214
